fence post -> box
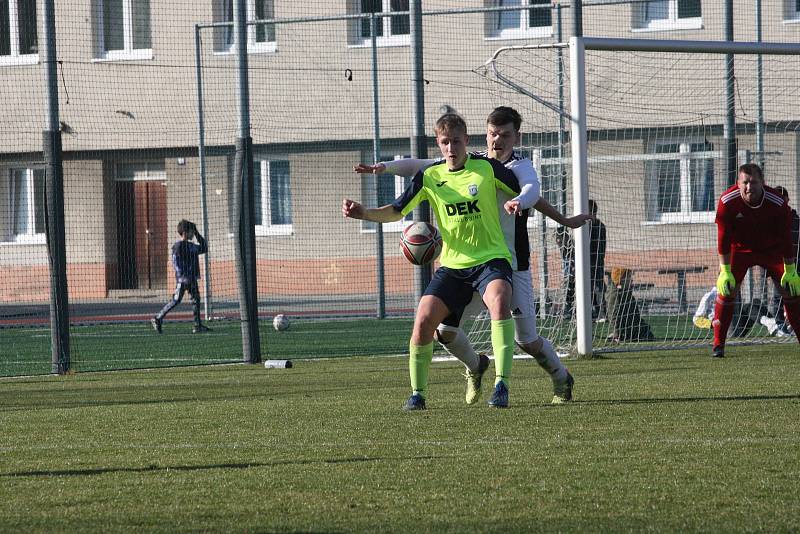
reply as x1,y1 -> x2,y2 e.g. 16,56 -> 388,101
42,0 -> 70,374
195,25 -> 214,322
370,12 -> 386,319
409,0 -> 431,302
233,0 -> 261,363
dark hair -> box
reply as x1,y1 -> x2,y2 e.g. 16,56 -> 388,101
487,106 -> 522,131
588,199 -> 598,214
434,113 -> 467,136
177,219 -> 193,235
738,162 -> 763,182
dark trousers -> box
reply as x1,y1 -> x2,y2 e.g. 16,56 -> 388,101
157,280 -> 201,325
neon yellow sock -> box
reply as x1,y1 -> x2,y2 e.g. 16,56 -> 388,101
491,318 -> 515,386
409,341 -> 433,397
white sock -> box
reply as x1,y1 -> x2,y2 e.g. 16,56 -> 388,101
532,337 -> 568,382
439,328 -> 480,372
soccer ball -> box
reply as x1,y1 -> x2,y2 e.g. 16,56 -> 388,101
273,314 -> 290,331
400,221 -> 443,266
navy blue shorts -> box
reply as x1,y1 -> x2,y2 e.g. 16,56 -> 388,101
424,258 -> 513,327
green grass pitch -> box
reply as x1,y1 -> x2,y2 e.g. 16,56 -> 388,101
1,344 -> 798,532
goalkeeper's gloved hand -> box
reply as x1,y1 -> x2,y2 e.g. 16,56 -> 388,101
716,264 -> 735,297
780,263 -> 800,297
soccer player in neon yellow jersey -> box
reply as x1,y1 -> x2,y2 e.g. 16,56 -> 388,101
355,107 -> 591,404
343,113 -> 520,410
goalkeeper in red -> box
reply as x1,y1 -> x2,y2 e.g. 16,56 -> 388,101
713,163 -> 800,357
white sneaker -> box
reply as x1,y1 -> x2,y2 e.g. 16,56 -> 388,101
760,316 -> 778,335
776,326 -> 791,337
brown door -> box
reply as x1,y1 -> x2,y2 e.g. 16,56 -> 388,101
116,181 -> 168,290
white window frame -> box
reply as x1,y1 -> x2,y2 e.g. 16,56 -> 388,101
487,0 -> 553,41
6,167 -> 46,244
784,0 -> 800,23
114,160 -> 166,182
254,159 -> 292,236
632,0 -> 702,32
95,0 -> 153,61
352,0 -> 410,48
214,0 -> 277,55
645,140 -> 716,224
0,0 -> 38,66
361,155 -> 414,233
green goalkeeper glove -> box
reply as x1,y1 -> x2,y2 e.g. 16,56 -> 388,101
780,263 -> 800,297
716,264 -> 735,297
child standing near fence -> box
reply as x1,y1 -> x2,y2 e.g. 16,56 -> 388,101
151,219 -> 210,334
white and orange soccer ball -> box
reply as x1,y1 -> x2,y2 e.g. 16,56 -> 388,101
400,222 -> 443,266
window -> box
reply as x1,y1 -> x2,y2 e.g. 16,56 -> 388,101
645,140 -> 715,223
632,0 -> 702,31
489,0 -> 552,40
213,0 -> 276,53
7,167 -> 45,243
353,0 -> 409,46
96,0 -> 152,60
784,0 -> 800,22
0,0 -> 38,65
361,156 -> 413,233
115,160 -> 165,181
254,159 -> 292,235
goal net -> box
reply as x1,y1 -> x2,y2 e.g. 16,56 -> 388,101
466,38 -> 800,356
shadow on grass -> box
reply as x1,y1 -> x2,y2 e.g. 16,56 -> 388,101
1,455 -> 448,478
573,393 -> 800,406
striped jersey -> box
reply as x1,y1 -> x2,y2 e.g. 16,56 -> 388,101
392,153 -> 520,269
715,184 -> 793,258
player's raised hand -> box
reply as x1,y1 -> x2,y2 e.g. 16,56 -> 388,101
504,199 -> 523,216
353,162 -> 386,174
342,198 -> 365,219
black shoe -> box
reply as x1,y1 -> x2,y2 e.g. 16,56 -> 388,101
151,317 -> 162,334
712,345 -> 725,358
192,324 -> 210,334
402,393 -> 426,411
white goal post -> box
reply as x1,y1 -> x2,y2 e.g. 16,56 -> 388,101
469,36 -> 800,358
571,37 -> 800,356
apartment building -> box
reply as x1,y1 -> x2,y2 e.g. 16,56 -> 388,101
1,0 -> 799,303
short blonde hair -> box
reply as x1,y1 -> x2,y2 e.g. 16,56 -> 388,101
611,267 -> 631,286
434,113 -> 467,137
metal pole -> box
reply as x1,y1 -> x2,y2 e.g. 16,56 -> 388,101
755,0 -> 764,170
572,0 -> 582,37
233,0 -> 261,362
569,36 -> 591,357
42,0 -> 70,374
755,0 -> 769,307
370,13 -> 386,319
409,0 -> 430,301
724,0 -> 738,186
195,25 -> 213,322
542,3 -> 567,319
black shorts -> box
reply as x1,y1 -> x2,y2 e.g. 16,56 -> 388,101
424,258 -> 513,327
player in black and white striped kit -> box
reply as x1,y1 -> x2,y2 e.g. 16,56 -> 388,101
151,219 -> 210,334
355,107 -> 591,404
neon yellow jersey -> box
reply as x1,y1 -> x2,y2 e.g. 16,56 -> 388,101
392,154 -> 520,269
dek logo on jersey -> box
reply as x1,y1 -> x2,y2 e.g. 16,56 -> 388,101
445,200 -> 480,217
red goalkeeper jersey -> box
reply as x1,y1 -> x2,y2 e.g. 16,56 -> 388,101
715,184 -> 793,258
